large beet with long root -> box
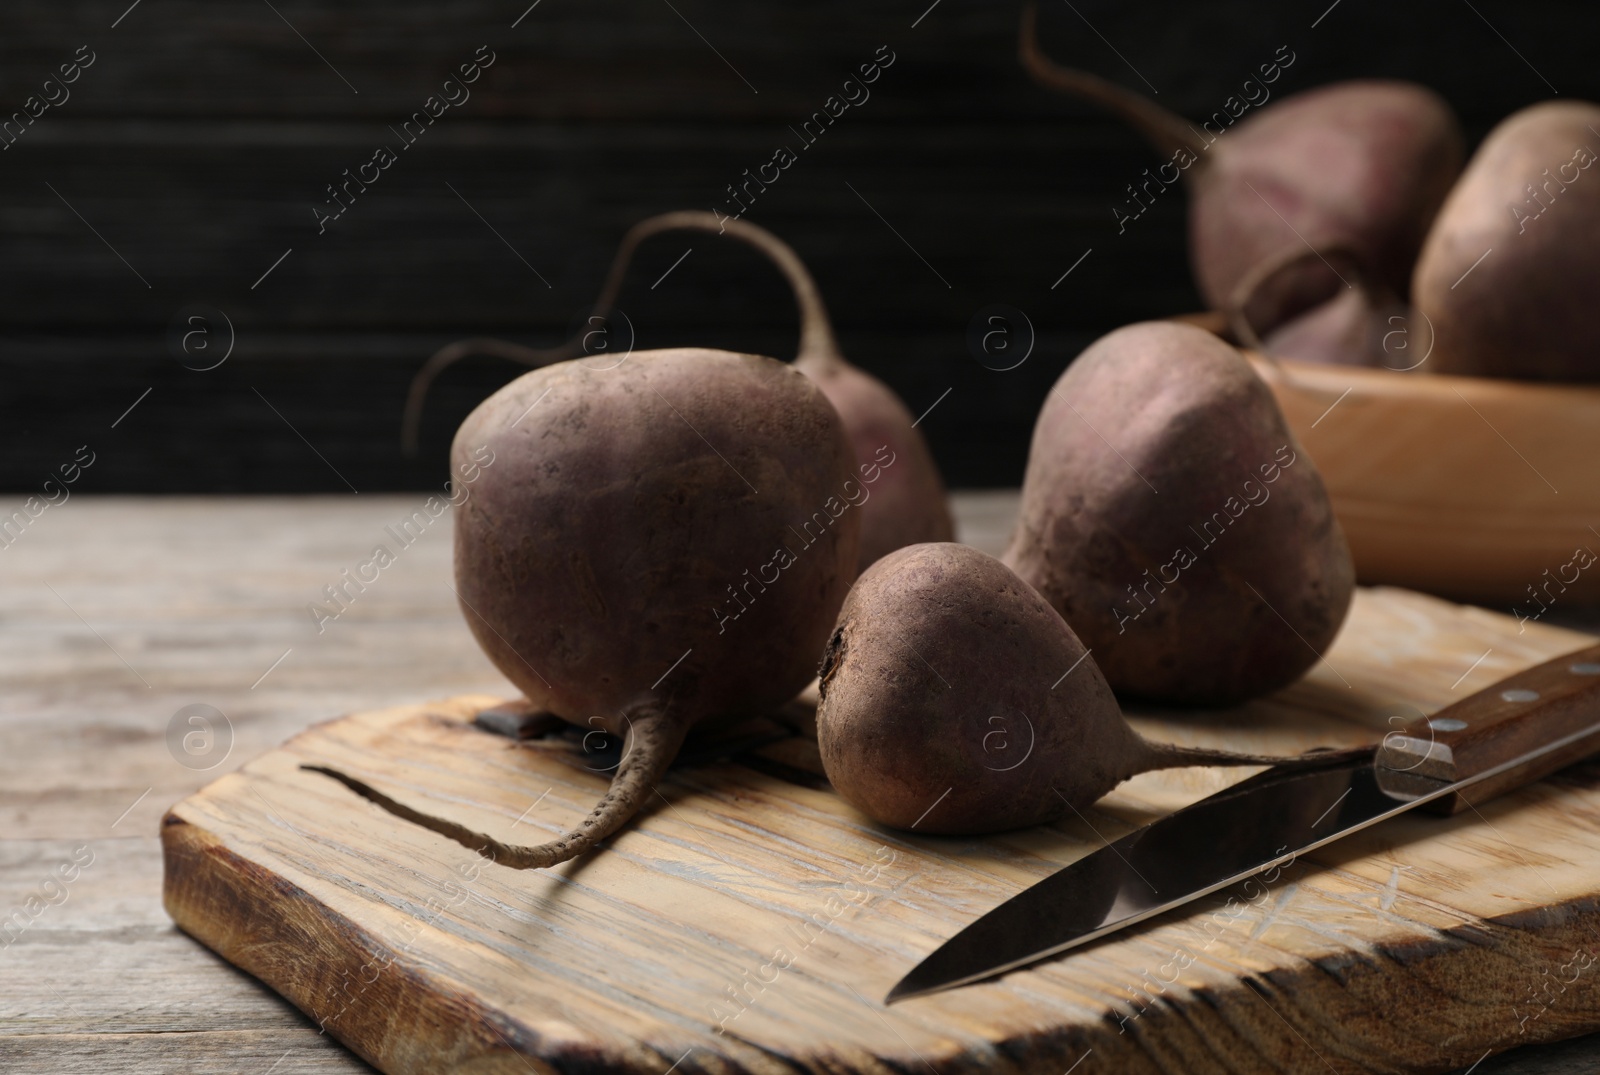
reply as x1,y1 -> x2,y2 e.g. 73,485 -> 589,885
315,347 -> 861,868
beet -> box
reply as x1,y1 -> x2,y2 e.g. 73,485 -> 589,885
402,211 -> 952,572
1002,321 -> 1354,705
1413,100 -> 1600,380
1020,3 -> 1463,309
817,543 -> 1363,834
314,347 -> 861,867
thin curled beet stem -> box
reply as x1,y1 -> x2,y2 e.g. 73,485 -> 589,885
400,211 -> 844,455
1019,2 -> 1209,164
1224,242 -> 1392,354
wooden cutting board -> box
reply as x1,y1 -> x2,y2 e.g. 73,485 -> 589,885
161,587 -> 1600,1075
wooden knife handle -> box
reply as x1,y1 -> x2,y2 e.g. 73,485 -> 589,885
1378,642 -> 1600,815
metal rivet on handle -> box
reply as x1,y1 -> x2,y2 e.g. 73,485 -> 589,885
1429,717 -> 1468,732
1572,662 -> 1600,676
1501,689 -> 1540,703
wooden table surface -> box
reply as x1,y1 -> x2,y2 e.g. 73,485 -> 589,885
3,493 -> 1597,1075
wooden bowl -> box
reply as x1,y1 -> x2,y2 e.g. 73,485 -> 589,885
1246,354 -> 1600,610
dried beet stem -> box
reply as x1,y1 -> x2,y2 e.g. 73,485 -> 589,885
593,216 -> 952,572
402,335 -> 578,455
400,211 -> 846,455
1225,243 -> 1393,347
304,705 -> 688,869
583,210 -> 844,366
1136,738 -> 1373,776
1019,2 -> 1206,163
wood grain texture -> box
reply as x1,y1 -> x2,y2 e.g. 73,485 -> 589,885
4,495 -> 1597,1075
162,586 -> 1600,1074
1254,358 -> 1600,607
0,839 -> 374,1073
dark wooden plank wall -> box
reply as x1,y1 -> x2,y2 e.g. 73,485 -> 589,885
1,0 -> 1594,491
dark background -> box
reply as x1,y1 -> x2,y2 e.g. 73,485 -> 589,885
1,0 -> 1593,493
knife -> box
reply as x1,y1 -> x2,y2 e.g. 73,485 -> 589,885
886,642 -> 1600,1002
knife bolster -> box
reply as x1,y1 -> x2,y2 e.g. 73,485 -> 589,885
1376,734 -> 1455,781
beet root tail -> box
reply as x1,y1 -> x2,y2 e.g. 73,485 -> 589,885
304,706 -> 687,869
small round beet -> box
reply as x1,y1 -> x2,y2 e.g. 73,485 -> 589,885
817,544 -> 1358,834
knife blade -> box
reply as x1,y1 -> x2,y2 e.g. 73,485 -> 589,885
886,642 -> 1600,1002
